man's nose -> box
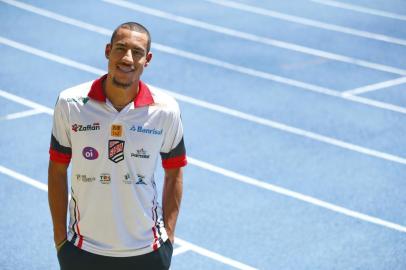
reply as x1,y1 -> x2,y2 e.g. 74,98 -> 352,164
121,49 -> 134,64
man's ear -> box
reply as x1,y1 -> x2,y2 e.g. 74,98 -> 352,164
144,52 -> 153,67
105,44 -> 111,59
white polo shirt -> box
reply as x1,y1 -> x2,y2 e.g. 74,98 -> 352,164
49,75 -> 187,257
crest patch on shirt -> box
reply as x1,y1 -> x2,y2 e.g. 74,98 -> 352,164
108,140 -> 125,163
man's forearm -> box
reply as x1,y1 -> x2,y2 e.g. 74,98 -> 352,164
48,160 -> 69,245
162,168 -> 183,243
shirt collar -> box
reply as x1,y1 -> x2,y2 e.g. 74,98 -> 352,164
88,74 -> 154,107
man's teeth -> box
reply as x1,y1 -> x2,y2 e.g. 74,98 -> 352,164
118,65 -> 134,72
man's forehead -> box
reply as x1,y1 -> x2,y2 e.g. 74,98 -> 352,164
112,28 -> 148,47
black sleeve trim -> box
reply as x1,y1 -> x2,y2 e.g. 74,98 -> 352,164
50,134 -> 72,154
160,137 -> 186,160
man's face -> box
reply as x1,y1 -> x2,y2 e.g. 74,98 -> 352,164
105,28 -> 152,89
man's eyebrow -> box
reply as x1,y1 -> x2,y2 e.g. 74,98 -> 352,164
114,42 -> 126,47
114,42 -> 145,52
132,47 -> 145,52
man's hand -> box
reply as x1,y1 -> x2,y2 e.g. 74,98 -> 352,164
55,238 -> 68,252
54,232 -> 67,247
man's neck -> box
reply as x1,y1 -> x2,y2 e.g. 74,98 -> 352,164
103,76 -> 139,111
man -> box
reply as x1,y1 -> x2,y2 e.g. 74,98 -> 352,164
48,22 -> 187,270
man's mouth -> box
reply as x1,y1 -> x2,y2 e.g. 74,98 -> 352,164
117,65 -> 135,73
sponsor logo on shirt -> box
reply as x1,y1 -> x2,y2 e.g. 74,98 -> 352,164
131,148 -> 150,159
122,173 -> 147,185
82,147 -> 99,160
72,123 -> 100,132
111,124 -> 123,137
99,173 -> 111,184
75,174 -> 95,183
129,125 -> 162,135
123,172 -> 134,184
67,97 -> 89,104
136,174 -> 147,185
108,140 -> 125,163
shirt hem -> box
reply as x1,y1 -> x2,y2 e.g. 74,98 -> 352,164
67,235 -> 169,257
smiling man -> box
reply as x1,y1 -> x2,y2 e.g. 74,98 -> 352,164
48,22 -> 187,270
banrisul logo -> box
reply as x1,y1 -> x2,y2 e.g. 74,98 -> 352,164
108,140 -> 125,163
130,125 -> 162,135
72,123 -> 100,132
82,147 -> 99,160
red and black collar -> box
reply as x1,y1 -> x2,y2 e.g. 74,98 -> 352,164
88,74 -> 154,107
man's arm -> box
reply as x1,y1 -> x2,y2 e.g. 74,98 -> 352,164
48,160 -> 69,246
162,167 -> 183,244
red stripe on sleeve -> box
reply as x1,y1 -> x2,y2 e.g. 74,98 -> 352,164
49,149 -> 71,164
162,155 -> 187,169
76,206 -> 83,249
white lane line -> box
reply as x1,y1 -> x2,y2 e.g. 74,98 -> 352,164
174,238 -> 257,270
1,93 -> 405,233
205,0 -> 406,46
102,0 -> 406,75
1,36 -> 406,165
5,83 -> 406,167
0,88 -> 54,115
0,6 -> 336,99
310,0 -> 406,21
0,0 -> 111,36
0,37 -> 105,76
0,165 -> 48,191
0,89 -> 53,116
0,90 -> 53,116
151,42 -> 338,96
342,76 -> 406,96
172,245 -> 190,256
2,83 -> 401,164
187,158 -> 406,233
0,166 -> 257,270
154,86 -> 406,165
343,93 -> 406,114
3,82 -> 406,166
2,2 -> 406,116
2,35 -> 406,116
1,38 -> 406,164
0,109 -> 43,120
3,0 -> 402,76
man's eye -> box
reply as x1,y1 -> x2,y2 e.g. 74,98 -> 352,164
132,50 -> 143,55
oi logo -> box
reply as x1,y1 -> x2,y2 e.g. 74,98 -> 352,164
82,147 -> 99,160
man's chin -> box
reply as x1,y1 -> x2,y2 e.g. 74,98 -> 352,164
112,77 -> 132,89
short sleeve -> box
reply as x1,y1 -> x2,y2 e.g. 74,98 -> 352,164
49,96 -> 72,164
160,104 -> 187,169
